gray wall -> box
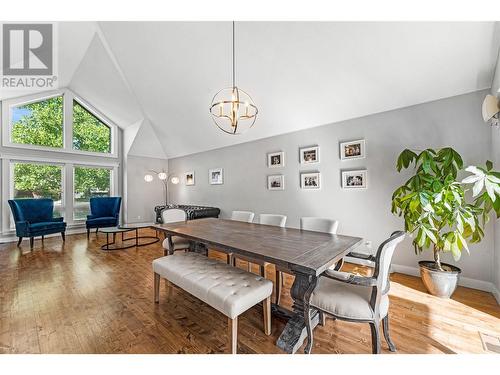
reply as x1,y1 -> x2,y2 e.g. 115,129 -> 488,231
124,155 -> 168,223
169,90 -> 494,284
491,46 -> 500,295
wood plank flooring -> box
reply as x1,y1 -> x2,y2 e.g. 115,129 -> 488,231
1,230 -> 499,354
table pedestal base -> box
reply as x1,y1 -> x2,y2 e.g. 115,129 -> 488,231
277,311 -> 319,354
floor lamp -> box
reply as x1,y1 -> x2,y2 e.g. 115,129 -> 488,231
144,170 -> 179,205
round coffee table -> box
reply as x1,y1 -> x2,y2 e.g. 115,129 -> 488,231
100,223 -> 159,250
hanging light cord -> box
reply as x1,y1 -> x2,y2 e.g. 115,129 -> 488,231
232,21 -> 235,89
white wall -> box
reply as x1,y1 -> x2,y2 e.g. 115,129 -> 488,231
169,90 -> 496,287
490,45 -> 500,301
124,155 -> 168,223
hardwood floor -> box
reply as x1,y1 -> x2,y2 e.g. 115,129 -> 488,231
1,230 -> 499,354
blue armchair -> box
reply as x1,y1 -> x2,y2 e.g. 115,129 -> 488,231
8,198 -> 67,250
86,197 -> 122,238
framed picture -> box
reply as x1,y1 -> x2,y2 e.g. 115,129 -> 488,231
342,170 -> 367,189
300,146 -> 320,164
185,171 -> 195,186
300,172 -> 320,189
267,175 -> 285,190
340,139 -> 365,160
268,151 -> 285,168
209,168 -> 224,185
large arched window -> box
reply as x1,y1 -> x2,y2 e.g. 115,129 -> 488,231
73,100 -> 112,153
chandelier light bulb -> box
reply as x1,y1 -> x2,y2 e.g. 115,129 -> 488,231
144,174 -> 154,183
157,172 -> 168,180
171,176 -> 180,185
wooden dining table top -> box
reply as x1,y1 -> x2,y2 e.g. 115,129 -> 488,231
152,218 -> 363,276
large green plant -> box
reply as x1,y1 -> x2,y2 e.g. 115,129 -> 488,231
391,148 -> 500,271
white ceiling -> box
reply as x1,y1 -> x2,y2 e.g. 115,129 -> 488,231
2,22 -> 500,159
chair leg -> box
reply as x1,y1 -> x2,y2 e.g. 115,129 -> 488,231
275,270 -> 282,305
304,306 -> 314,354
263,296 -> 271,336
30,237 -> 34,250
259,265 -> 266,278
17,237 -> 22,247
41,235 -> 44,241
247,262 -> 251,272
382,315 -> 396,352
318,311 -> 326,326
87,229 -> 90,239
369,321 -> 381,354
228,316 -> 238,354
61,232 -> 65,242
154,273 -> 160,303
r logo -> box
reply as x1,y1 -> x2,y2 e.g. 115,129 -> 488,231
2,24 -> 53,76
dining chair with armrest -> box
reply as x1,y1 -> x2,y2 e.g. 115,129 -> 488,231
303,231 -> 406,354
161,208 -> 190,256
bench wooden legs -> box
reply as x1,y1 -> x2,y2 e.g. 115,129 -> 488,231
228,316 -> 238,354
154,272 -> 160,303
263,296 -> 271,336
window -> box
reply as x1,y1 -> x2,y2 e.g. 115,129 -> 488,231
12,162 -> 64,218
73,166 -> 112,220
73,100 -> 111,154
11,96 -> 64,148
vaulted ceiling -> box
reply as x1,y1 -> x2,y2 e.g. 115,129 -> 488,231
2,22 -> 499,159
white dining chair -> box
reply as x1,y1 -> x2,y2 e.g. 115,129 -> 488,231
230,210 -> 255,223
259,214 -> 287,227
161,208 -> 189,255
303,231 -> 405,354
275,216 -> 339,305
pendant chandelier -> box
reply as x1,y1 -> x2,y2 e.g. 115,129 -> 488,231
209,21 -> 258,135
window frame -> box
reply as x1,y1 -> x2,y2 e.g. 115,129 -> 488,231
9,159 -> 66,228
1,88 -> 118,158
72,164 -> 115,222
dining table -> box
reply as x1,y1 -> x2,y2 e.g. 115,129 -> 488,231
152,217 -> 363,354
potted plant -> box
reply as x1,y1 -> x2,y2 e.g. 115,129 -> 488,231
391,147 -> 500,298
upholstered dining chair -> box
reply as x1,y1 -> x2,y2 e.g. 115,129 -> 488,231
230,210 -> 255,223
303,231 -> 406,354
232,214 -> 287,275
161,208 -> 190,256
274,217 -> 339,305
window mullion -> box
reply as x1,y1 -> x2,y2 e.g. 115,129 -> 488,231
64,92 -> 73,152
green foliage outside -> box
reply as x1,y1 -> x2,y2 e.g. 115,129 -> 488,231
11,96 -> 112,213
12,96 -> 64,148
392,147 -> 500,271
73,100 -> 111,153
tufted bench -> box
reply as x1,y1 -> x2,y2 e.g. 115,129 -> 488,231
153,252 -> 273,353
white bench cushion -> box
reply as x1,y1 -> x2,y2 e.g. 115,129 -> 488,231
153,252 -> 273,319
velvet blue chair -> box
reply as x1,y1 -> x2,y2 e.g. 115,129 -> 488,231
86,197 -> 122,238
8,198 -> 67,250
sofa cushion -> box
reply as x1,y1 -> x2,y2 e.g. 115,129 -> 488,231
153,252 -> 273,319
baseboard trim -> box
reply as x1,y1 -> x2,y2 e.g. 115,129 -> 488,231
390,263 -> 498,296
0,225 -> 87,244
492,285 -> 500,306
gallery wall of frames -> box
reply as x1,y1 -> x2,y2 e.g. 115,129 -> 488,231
178,139 -> 367,192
